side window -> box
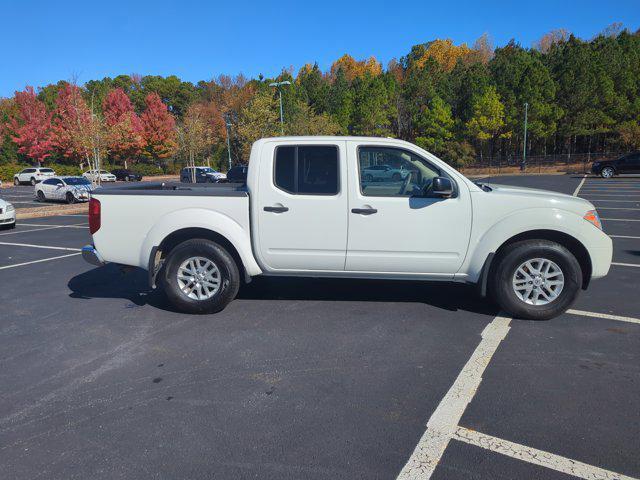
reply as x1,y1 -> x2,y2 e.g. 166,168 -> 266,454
358,146 -> 442,197
274,145 -> 339,195
25,168 -> 36,173
42,178 -> 57,185
628,153 -> 640,165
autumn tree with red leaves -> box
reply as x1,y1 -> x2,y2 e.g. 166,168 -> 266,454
103,88 -> 144,166
51,83 -> 108,173
140,92 -> 178,161
8,87 -> 53,165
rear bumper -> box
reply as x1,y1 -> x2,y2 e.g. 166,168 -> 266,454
82,245 -> 106,266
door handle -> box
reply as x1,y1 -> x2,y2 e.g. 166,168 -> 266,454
264,205 -> 289,213
351,208 -> 378,215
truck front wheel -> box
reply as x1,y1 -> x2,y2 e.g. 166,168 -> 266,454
161,239 -> 240,314
489,240 -> 582,320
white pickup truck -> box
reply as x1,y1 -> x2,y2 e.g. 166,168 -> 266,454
83,136 -> 612,320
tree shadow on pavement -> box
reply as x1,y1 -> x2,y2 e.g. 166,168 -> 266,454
68,264 -> 498,316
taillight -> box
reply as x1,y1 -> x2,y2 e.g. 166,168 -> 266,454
89,198 -> 101,234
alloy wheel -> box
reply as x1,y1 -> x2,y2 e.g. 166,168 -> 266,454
176,256 -> 221,300
512,258 -> 564,306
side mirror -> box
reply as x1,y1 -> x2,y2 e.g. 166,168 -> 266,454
57,183 -> 64,187
431,177 -> 454,198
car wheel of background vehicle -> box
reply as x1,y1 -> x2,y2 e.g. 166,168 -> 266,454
30,178 -> 36,186
161,238 -> 240,314
392,172 -> 401,181
601,167 -> 615,178
13,178 -> 19,186
489,239 -> 582,320
364,174 -> 373,182
66,192 -> 75,204
36,190 -> 45,202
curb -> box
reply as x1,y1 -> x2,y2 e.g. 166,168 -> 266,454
16,204 -> 88,220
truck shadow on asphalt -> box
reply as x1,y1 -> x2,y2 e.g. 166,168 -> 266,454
68,264 -> 498,316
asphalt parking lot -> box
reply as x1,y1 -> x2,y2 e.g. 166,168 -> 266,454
0,175 -> 638,480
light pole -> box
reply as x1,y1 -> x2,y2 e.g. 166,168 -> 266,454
224,112 -> 233,170
522,102 -> 529,172
269,80 -> 291,134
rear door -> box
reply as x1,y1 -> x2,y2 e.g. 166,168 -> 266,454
40,178 -> 58,199
256,140 -> 348,271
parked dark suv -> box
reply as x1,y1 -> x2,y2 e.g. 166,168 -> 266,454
591,152 -> 640,178
226,165 -> 248,183
111,169 -> 142,181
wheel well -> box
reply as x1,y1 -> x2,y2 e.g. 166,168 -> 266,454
493,230 -> 592,289
157,228 -> 247,282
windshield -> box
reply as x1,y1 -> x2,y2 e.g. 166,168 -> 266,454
64,177 -> 91,186
197,167 -> 217,173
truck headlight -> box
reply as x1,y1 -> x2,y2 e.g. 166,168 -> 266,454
583,210 -> 602,230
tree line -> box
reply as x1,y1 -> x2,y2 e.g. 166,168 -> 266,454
0,23 -> 639,173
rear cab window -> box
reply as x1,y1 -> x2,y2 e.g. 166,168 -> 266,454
274,145 -> 339,195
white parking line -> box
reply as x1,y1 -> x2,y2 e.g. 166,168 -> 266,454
396,315 -> 511,479
601,218 -> 640,222
0,241 -> 81,251
583,194 -> 640,197
573,175 -> 586,196
17,223 -> 88,228
0,252 -> 81,270
582,190 -> 640,193
592,200 -> 640,203
0,226 -> 65,236
612,262 -> 640,268
567,309 -> 640,325
597,207 -> 640,210
453,427 -> 638,480
610,235 -> 640,239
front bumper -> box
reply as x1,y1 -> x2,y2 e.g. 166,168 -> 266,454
0,209 -> 16,225
82,245 -> 106,266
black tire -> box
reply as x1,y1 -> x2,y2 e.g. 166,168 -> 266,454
600,166 -> 615,178
391,172 -> 401,181
489,240 -> 582,320
30,177 -> 36,186
36,190 -> 46,202
66,192 -> 75,204
13,178 -> 19,186
161,239 -> 240,314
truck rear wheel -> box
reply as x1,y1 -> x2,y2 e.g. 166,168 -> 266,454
489,240 -> 582,320
161,239 -> 240,314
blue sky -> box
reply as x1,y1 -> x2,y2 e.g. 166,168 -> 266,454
1,0 -> 639,97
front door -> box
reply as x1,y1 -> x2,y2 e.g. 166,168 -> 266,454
256,141 -> 348,271
346,143 -> 472,275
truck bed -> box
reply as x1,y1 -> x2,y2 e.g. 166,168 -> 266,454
91,182 -> 251,269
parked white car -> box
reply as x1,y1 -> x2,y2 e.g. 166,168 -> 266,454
180,167 -> 227,183
83,136 -> 612,320
83,170 -> 116,182
0,198 -> 16,229
36,176 -> 94,203
361,164 -> 411,182
14,167 -> 55,186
